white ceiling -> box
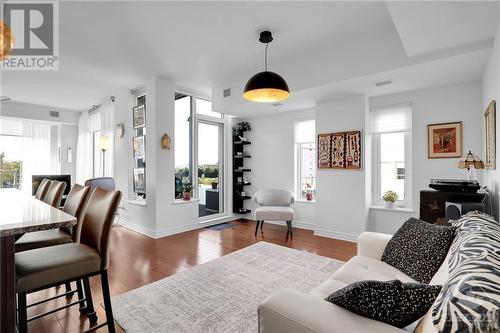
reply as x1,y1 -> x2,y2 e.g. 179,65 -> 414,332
1,1 -> 499,116
386,1 -> 499,57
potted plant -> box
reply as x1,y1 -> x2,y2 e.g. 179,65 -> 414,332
182,180 -> 192,201
305,183 -> 314,201
232,121 -> 251,136
211,181 -> 218,189
382,190 -> 399,209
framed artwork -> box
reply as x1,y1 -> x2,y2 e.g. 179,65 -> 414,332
133,104 -> 146,129
132,136 -> 145,159
484,100 -> 496,169
427,122 -> 463,158
317,131 -> 362,170
133,168 -> 145,194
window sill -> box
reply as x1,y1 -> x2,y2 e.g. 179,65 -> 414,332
127,199 -> 147,206
295,198 -> 316,204
173,198 -> 199,205
369,205 -> 414,213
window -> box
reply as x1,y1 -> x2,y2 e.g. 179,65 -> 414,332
294,120 -> 316,199
196,98 -> 223,118
174,94 -> 193,199
371,103 -> 412,207
89,110 -> 102,177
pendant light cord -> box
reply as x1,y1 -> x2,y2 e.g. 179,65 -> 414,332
265,43 -> 269,71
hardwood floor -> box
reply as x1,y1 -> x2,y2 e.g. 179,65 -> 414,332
26,219 -> 356,332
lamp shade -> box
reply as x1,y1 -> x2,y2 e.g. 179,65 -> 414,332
458,151 -> 484,170
99,135 -> 110,150
243,71 -> 290,103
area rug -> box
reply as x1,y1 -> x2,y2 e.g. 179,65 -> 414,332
112,241 -> 344,333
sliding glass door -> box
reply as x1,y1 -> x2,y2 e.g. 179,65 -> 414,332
196,119 -> 224,219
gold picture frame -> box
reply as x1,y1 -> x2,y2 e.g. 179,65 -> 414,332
484,100 -> 496,169
427,122 -> 463,159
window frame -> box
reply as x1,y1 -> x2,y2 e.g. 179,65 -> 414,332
294,141 -> 316,199
372,130 -> 412,208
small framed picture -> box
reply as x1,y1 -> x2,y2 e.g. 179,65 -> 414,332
133,104 -> 146,129
133,168 -> 145,194
132,136 -> 145,159
427,122 -> 463,158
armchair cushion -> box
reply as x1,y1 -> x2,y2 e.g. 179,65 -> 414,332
256,206 -> 294,221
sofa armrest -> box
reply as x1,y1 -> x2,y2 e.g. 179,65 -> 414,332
356,232 -> 393,260
258,289 -> 405,333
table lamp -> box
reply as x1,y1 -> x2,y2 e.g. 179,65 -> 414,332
99,135 -> 110,176
458,150 -> 484,181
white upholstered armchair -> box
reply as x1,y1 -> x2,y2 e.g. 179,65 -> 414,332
254,189 -> 295,238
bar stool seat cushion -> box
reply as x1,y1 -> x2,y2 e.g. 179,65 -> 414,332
15,229 -> 72,253
16,243 -> 101,293
255,206 -> 294,221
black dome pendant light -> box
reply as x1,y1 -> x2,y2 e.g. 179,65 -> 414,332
243,31 -> 290,103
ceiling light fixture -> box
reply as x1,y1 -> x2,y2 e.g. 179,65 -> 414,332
243,31 -> 290,103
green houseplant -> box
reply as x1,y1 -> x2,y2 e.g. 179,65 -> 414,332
232,121 -> 251,136
182,180 -> 192,201
382,190 -> 399,209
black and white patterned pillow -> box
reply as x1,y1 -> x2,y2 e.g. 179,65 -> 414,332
381,218 -> 456,283
432,212 -> 500,333
325,280 -> 441,328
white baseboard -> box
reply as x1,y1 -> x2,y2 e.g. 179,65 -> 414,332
118,215 -> 237,239
314,228 -> 358,242
118,217 -> 157,238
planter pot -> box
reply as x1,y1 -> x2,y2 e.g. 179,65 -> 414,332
211,182 -> 218,189
384,201 -> 395,209
306,192 -> 313,201
183,192 -> 191,201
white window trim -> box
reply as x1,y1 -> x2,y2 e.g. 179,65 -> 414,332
372,131 -> 412,208
294,142 -> 316,199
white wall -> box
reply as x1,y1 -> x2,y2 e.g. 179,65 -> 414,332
369,81 -> 483,233
114,76 -> 233,238
481,19 -> 500,220
315,95 -> 369,241
239,109 -> 316,229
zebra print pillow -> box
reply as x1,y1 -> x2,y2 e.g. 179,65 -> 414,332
431,212 -> 500,333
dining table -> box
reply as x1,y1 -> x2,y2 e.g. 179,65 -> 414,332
0,188 -> 76,333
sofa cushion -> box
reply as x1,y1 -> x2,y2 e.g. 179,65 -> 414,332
325,280 -> 442,328
430,212 -> 500,333
381,218 -> 455,283
332,256 -> 417,285
309,278 -> 347,298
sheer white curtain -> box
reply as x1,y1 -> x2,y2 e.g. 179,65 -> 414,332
21,122 -> 51,194
76,113 -> 92,184
100,100 -> 115,178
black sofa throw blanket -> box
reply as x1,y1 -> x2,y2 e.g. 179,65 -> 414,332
325,280 -> 442,328
381,217 -> 456,283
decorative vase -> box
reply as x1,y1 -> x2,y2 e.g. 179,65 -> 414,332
306,192 -> 313,201
183,192 -> 191,201
384,201 -> 395,209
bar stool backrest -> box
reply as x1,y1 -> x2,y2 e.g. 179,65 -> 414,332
35,178 -> 52,201
43,181 -> 67,208
61,184 -> 92,242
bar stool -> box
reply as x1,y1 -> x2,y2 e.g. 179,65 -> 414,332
43,180 -> 66,208
15,188 -> 122,333
34,178 -> 52,201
